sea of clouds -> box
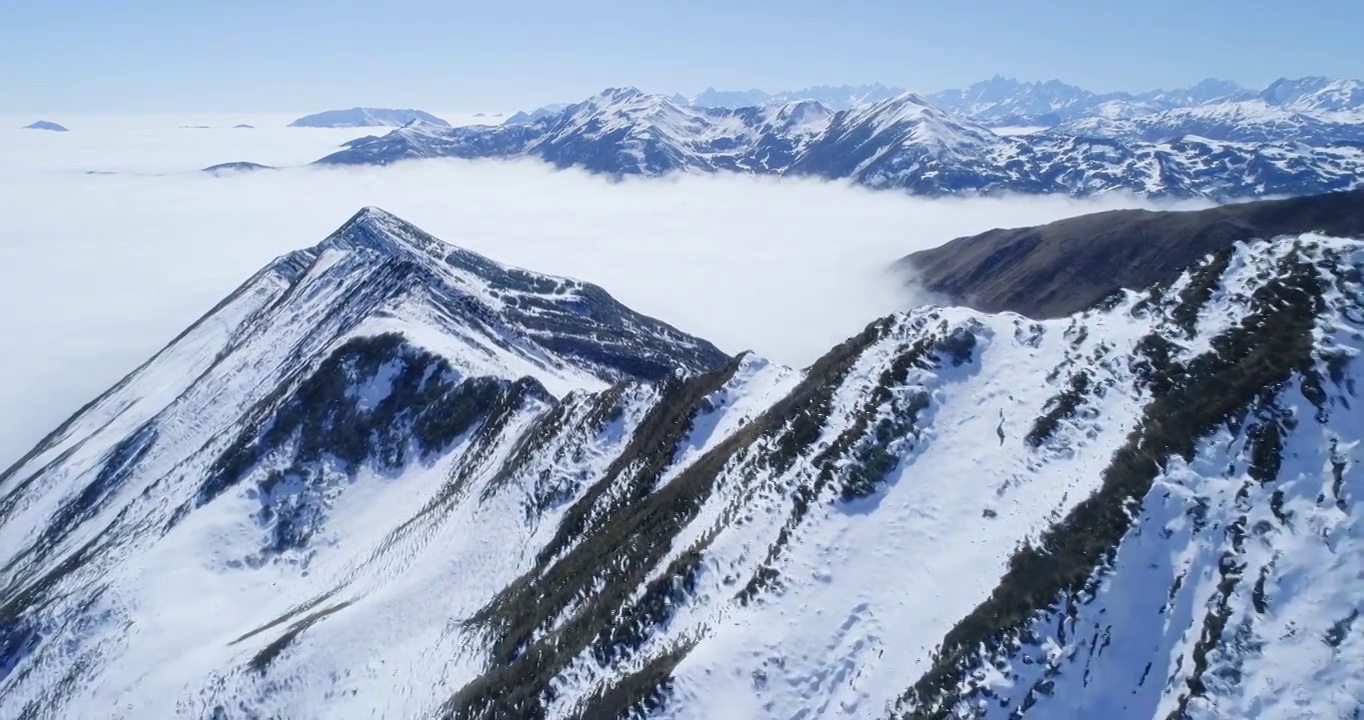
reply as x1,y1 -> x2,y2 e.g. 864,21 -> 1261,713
0,113 -> 1208,465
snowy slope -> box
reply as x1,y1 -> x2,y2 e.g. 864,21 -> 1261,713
1,207 -> 1360,719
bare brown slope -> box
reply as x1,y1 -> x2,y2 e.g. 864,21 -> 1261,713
897,188 -> 1364,318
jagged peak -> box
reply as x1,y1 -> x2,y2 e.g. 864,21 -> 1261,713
348,205 -> 398,226
769,98 -> 835,126
855,90 -> 993,132
319,207 -> 571,290
861,90 -> 940,115
598,86 -> 645,101
309,207 -> 727,372
320,206 -> 454,265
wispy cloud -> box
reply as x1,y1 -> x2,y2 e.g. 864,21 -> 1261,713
0,120 -> 1208,465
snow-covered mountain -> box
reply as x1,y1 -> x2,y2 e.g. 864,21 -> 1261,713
662,75 -> 1364,138
315,88 -> 1364,200
504,103 -> 571,125
316,88 -> 841,175
1049,99 -> 1364,146
927,76 -> 1111,126
288,108 -> 452,128
929,75 -> 1364,140
1133,78 -> 1257,108
687,87 -> 772,108
928,77 -> 1261,127
688,84 -> 905,111
1260,76 -> 1364,115
1,205 -> 1360,719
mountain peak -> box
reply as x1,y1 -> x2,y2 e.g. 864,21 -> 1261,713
600,86 -> 645,101
310,207 -> 729,384
349,205 -> 398,227
321,206 -> 462,266
332,205 -> 407,240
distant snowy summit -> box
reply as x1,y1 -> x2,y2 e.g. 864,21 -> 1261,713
22,120 -> 68,132
288,108 -> 451,128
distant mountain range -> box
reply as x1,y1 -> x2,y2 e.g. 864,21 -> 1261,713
288,108 -> 451,128
686,83 -> 905,111
686,76 -> 1364,127
314,85 -> 1364,200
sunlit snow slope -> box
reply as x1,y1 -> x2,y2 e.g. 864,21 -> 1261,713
0,209 -> 1360,720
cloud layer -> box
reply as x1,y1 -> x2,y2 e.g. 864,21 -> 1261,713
0,118 -> 1206,465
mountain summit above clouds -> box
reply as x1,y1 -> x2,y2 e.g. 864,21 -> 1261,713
1,198 -> 1361,718
314,86 -> 1364,201
288,108 -> 452,128
21,120 -> 69,132
686,83 -> 905,110
684,75 -> 1364,134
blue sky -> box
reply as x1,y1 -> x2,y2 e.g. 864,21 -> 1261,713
4,0 -> 1361,113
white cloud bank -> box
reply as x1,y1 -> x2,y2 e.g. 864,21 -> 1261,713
0,118 -> 1207,466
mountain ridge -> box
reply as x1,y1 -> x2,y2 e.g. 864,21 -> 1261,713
0,206 -> 1360,718
313,87 -> 1364,200
897,187 -> 1364,318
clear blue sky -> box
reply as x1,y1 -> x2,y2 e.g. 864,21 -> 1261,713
4,0 -> 1361,113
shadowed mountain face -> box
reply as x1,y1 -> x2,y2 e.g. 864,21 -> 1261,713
897,188 -> 1364,318
0,206 -> 1361,719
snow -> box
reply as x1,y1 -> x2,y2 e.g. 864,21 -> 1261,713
991,125 -> 1049,136
655,302 -> 1152,718
0,203 -> 1360,718
313,87 -> 1364,201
